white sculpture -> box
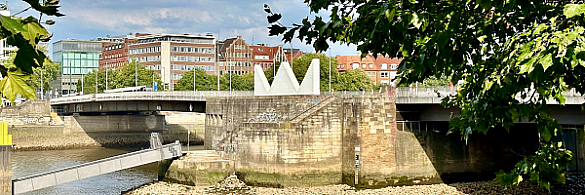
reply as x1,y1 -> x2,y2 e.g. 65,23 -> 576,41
254,59 -> 320,96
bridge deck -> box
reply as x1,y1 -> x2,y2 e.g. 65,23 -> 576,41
12,141 -> 182,194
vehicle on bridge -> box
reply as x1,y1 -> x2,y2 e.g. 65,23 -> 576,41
104,86 -> 153,93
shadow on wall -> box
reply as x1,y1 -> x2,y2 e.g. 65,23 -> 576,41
18,115 -> 204,149
410,122 -> 540,183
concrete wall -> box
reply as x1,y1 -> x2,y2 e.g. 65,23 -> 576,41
0,100 -> 51,126
64,115 -> 165,133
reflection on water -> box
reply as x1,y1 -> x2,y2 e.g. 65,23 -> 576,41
12,148 -> 158,195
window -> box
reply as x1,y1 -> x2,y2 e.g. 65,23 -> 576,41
391,64 -> 398,70
369,64 -> 374,69
362,64 -> 366,68
381,64 -> 388,69
352,63 -> 359,69
381,72 -> 389,78
366,71 -> 376,78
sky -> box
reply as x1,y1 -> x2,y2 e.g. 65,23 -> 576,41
7,0 -> 359,57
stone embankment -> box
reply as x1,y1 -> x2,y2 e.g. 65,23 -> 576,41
125,174 -> 585,195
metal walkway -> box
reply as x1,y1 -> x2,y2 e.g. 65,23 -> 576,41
12,139 -> 182,194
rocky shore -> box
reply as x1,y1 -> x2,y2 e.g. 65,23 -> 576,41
124,174 -> 585,195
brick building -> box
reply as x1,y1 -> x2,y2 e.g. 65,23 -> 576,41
335,54 -> 401,85
128,34 -> 216,90
99,36 -> 140,69
250,44 -> 286,71
217,36 -> 253,75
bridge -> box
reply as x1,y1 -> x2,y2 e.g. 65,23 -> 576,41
12,135 -> 182,194
49,87 -> 585,115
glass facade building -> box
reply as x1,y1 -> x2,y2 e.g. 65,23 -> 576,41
52,40 -> 103,95
53,40 -> 102,75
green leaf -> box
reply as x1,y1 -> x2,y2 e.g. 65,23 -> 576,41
22,0 -> 65,17
268,24 -> 287,36
0,15 -> 27,34
0,71 -> 37,103
564,4 -> 585,19
21,17 -> 51,46
267,14 -> 282,23
540,53 -> 553,70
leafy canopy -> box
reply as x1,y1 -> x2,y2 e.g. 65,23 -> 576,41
78,61 -> 163,94
265,0 -> 585,190
0,0 -> 63,102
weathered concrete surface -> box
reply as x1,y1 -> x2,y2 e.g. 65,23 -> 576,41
204,88 -> 432,188
0,100 -> 51,126
162,150 -> 234,186
64,115 -> 165,133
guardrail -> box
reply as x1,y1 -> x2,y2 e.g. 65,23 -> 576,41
50,91 -> 254,105
12,141 -> 182,194
49,87 -> 584,105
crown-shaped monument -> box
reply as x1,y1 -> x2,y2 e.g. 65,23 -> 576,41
254,59 -> 320,96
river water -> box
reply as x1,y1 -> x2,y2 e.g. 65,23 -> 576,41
12,146 -> 201,195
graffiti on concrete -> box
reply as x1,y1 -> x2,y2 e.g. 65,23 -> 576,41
19,117 -> 46,124
246,108 -> 287,123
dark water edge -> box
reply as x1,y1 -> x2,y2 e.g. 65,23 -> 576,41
11,145 -> 202,195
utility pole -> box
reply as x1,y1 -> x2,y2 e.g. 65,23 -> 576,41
193,66 -> 196,91
152,71 -> 155,91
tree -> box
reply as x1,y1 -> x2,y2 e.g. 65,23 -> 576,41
335,68 -> 375,91
2,49 -> 60,93
420,75 -> 451,87
219,73 -> 254,91
265,1 -> 582,190
0,1 -> 63,102
78,62 -> 162,93
175,69 -> 218,91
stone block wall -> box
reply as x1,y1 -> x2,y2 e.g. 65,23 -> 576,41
205,95 -> 342,187
0,100 -> 51,126
204,88 -> 431,188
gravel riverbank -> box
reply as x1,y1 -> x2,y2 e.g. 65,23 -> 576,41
124,174 -> 585,195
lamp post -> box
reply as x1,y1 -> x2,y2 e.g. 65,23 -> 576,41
193,66 -> 196,91
135,61 -> 138,87
40,69 -> 43,100
69,62 -> 72,95
95,69 -> 98,93
329,48 -> 332,93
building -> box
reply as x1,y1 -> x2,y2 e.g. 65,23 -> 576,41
128,34 -> 216,90
51,40 -> 104,95
99,34 -> 144,69
217,36 -> 253,75
335,54 -> 401,85
283,48 -> 304,64
250,44 -> 286,71
0,5 -> 15,61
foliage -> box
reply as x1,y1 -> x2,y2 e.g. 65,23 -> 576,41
175,69 -> 218,91
78,62 -> 162,93
0,1 -> 63,102
265,0 -> 585,189
219,73 -> 254,91
420,75 -> 451,87
2,48 -> 59,92
494,142 -> 573,191
334,68 -> 375,91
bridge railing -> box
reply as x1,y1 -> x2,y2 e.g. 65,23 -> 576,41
50,91 -> 254,105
